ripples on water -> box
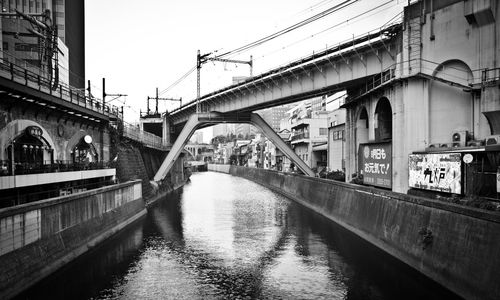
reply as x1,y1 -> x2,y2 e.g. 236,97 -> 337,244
17,172 -> 461,300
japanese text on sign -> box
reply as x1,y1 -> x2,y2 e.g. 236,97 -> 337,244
408,153 -> 462,194
359,142 -> 392,189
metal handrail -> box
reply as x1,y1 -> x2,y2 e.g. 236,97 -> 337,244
0,159 -> 112,177
122,122 -> 167,150
0,51 -> 122,119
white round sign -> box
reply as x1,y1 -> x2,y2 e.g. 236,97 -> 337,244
84,135 -> 93,144
463,153 -> 473,164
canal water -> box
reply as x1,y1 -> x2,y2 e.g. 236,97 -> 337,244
17,172 -> 460,300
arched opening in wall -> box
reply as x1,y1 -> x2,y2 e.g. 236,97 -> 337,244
355,106 -> 369,146
355,106 -> 369,173
375,97 -> 392,141
5,127 -> 54,174
71,135 -> 98,166
429,60 -> 473,145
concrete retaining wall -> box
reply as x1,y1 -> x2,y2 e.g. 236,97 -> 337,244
209,164 -> 500,300
0,180 -> 146,299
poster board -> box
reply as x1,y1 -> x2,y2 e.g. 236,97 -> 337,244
409,153 -> 462,194
359,142 -> 392,189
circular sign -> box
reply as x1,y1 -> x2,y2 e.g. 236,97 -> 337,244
84,135 -> 93,144
463,153 -> 473,164
363,145 -> 370,159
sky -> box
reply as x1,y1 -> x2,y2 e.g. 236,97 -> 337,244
85,0 -> 406,129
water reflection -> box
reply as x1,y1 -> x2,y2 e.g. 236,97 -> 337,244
17,172 -> 461,300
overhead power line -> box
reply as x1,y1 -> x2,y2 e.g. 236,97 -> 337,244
216,0 -> 359,59
158,65 -> 196,96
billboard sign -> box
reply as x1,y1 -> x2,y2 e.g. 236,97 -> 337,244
409,153 -> 462,194
359,142 -> 392,189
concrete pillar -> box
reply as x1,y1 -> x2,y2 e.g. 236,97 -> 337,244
163,116 -> 171,145
392,78 -> 429,193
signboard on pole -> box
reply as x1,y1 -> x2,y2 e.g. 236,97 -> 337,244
409,153 -> 462,194
359,142 -> 392,189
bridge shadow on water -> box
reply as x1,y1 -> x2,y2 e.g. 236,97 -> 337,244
16,179 -> 462,300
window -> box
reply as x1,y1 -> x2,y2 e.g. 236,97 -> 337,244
333,129 -> 344,141
2,42 -> 8,51
15,43 -> 38,52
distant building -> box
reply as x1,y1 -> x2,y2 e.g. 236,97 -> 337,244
288,97 -> 329,169
212,123 -> 235,137
327,108 -> 346,172
257,105 -> 294,133
190,131 -> 204,144
235,123 -> 258,138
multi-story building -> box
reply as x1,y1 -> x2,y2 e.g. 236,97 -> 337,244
235,123 -> 258,139
327,108 -> 346,172
0,0 -> 116,208
0,0 -> 85,88
288,98 -> 329,169
257,104 -> 294,133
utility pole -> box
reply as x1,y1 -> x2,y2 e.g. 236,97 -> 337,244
147,87 -> 182,115
102,78 -> 127,111
196,50 -> 252,114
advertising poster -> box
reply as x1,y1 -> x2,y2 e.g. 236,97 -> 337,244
408,153 -> 462,194
359,142 -> 392,189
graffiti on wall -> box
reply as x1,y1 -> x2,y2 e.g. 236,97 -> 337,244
408,153 -> 462,194
359,142 -> 392,189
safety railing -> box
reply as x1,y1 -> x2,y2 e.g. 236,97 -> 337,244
0,51 -> 122,119
481,68 -> 500,85
291,132 -> 310,142
122,122 -> 167,150
0,159 -> 111,177
346,68 -> 396,101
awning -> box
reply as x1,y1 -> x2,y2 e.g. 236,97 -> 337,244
312,143 -> 327,151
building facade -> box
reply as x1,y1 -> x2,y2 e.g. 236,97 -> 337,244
344,0 -> 500,198
327,108 -> 346,172
288,99 -> 329,169
0,0 -> 85,88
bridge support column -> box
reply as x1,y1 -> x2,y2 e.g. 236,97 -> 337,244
154,114 -> 202,182
249,113 -> 315,177
154,112 -> 315,182
162,116 -> 171,145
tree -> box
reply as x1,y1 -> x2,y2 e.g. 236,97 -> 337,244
211,135 -> 227,145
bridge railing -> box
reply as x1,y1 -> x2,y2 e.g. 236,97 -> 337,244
291,132 -> 310,142
169,19 -> 404,116
0,50 -> 122,120
122,122 -> 167,150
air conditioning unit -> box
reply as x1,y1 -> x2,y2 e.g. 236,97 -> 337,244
440,143 -> 452,148
425,143 -> 441,151
451,130 -> 470,147
485,135 -> 500,145
466,140 -> 484,147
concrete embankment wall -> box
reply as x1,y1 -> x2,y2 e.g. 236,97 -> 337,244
208,164 -> 500,300
116,142 -> 187,203
0,180 -> 145,300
